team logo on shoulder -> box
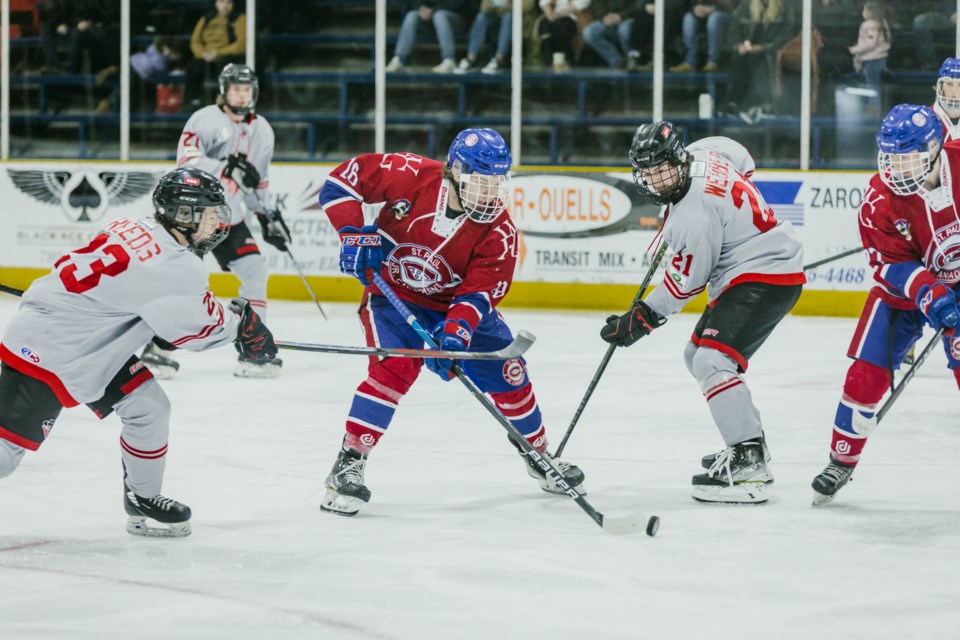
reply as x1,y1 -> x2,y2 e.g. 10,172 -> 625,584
502,359 -> 526,386
20,347 -> 40,364
894,219 -> 912,241
390,199 -> 412,220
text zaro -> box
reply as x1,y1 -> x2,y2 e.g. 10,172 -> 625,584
809,187 -> 865,209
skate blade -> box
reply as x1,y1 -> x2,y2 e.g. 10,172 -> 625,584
126,516 -> 192,538
320,490 -> 365,517
811,491 -> 836,506
539,481 -> 587,496
234,361 -> 282,378
692,482 -> 768,504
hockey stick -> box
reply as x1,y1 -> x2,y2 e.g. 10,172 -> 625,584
371,272 -> 659,536
876,327 -> 945,423
803,247 -> 862,271
0,283 -> 24,296
276,330 -> 535,359
252,190 -> 329,320
554,241 -> 670,458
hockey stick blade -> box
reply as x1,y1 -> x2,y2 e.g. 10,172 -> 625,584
601,512 -> 660,536
276,330 -> 535,360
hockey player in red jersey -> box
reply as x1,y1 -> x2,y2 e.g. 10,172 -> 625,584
933,57 -> 960,142
141,63 -> 290,379
811,104 -> 960,505
316,128 -> 585,516
0,168 -> 279,536
599,122 -> 805,504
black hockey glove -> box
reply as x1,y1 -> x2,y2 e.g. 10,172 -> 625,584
229,298 -> 278,361
257,210 -> 291,252
225,152 -> 261,193
600,300 -> 666,347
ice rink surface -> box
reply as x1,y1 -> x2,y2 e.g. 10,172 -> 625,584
1,295 -> 958,640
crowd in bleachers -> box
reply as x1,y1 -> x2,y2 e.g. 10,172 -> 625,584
4,0 -> 959,163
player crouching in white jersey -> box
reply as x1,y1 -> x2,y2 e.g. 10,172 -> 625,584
0,168 -> 279,537
141,63 -> 290,380
599,122 -> 805,504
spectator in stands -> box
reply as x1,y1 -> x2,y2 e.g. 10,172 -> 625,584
38,0 -> 119,76
813,0 -> 860,80
456,0 -> 536,74
185,0 -> 246,110
386,0 -> 475,73
95,36 -> 181,114
913,0 -> 958,70
720,0 -> 797,122
627,0 -> 686,70
582,0 -> 644,70
535,0 -> 591,72
849,0 -> 891,114
670,0 -> 733,72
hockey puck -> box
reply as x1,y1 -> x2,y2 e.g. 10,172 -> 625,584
645,516 -> 660,537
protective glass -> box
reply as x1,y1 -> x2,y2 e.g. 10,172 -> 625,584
878,150 -> 933,196
458,172 -> 509,223
938,77 -> 960,112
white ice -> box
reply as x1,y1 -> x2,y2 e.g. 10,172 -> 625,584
1,296 -> 958,640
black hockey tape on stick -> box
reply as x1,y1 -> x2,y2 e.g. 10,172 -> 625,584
276,330 -> 535,359
371,272 -> 660,537
555,240 -> 670,458
0,283 -> 25,297
876,327 -> 945,423
803,247 -> 863,271
252,190 -> 328,321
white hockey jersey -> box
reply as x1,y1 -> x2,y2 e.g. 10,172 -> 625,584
0,217 -> 240,404
644,137 -> 806,318
177,105 -> 275,225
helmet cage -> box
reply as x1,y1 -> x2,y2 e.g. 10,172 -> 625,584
878,149 -> 935,196
455,167 -> 509,224
218,64 -> 259,117
153,168 -> 231,256
171,203 -> 231,255
937,76 -> 960,112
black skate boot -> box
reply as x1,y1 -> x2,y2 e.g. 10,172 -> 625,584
523,449 -> 586,495
320,448 -> 372,516
140,341 -> 180,380
702,431 -> 772,474
234,353 -> 282,378
124,487 -> 192,538
811,456 -> 856,506
692,439 -> 771,504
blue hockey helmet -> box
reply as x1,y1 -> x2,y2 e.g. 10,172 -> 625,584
446,128 -> 512,223
876,104 -> 944,196
937,57 -> 960,112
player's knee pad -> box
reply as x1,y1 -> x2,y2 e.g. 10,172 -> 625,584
842,359 -> 889,406
689,346 -> 739,392
369,357 -> 421,397
0,439 -> 25,479
114,380 -> 171,442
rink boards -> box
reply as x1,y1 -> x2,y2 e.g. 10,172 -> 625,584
0,161 -> 872,317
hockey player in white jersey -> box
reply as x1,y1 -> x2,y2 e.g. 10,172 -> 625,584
141,62 -> 289,379
0,168 -> 279,537
599,122 -> 805,504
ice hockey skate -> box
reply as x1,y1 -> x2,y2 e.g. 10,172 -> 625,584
124,487 -> 192,538
321,448 -> 371,516
701,432 -> 772,479
692,440 -> 772,504
811,456 -> 856,506
234,353 -> 282,378
140,341 -> 180,380
523,449 -> 586,495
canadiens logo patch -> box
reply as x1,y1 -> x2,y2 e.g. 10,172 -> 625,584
386,244 -> 459,295
894,219 -> 912,241
502,359 -> 526,386
950,337 -> 960,362
464,133 -> 479,146
390,199 -> 412,220
911,112 -> 927,127
20,347 -> 40,364
929,223 -> 960,283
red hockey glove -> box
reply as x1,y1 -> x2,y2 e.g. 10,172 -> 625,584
600,300 -> 666,347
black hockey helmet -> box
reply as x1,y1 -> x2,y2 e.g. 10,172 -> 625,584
153,168 -> 230,256
628,121 -> 691,205
218,63 -> 258,117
